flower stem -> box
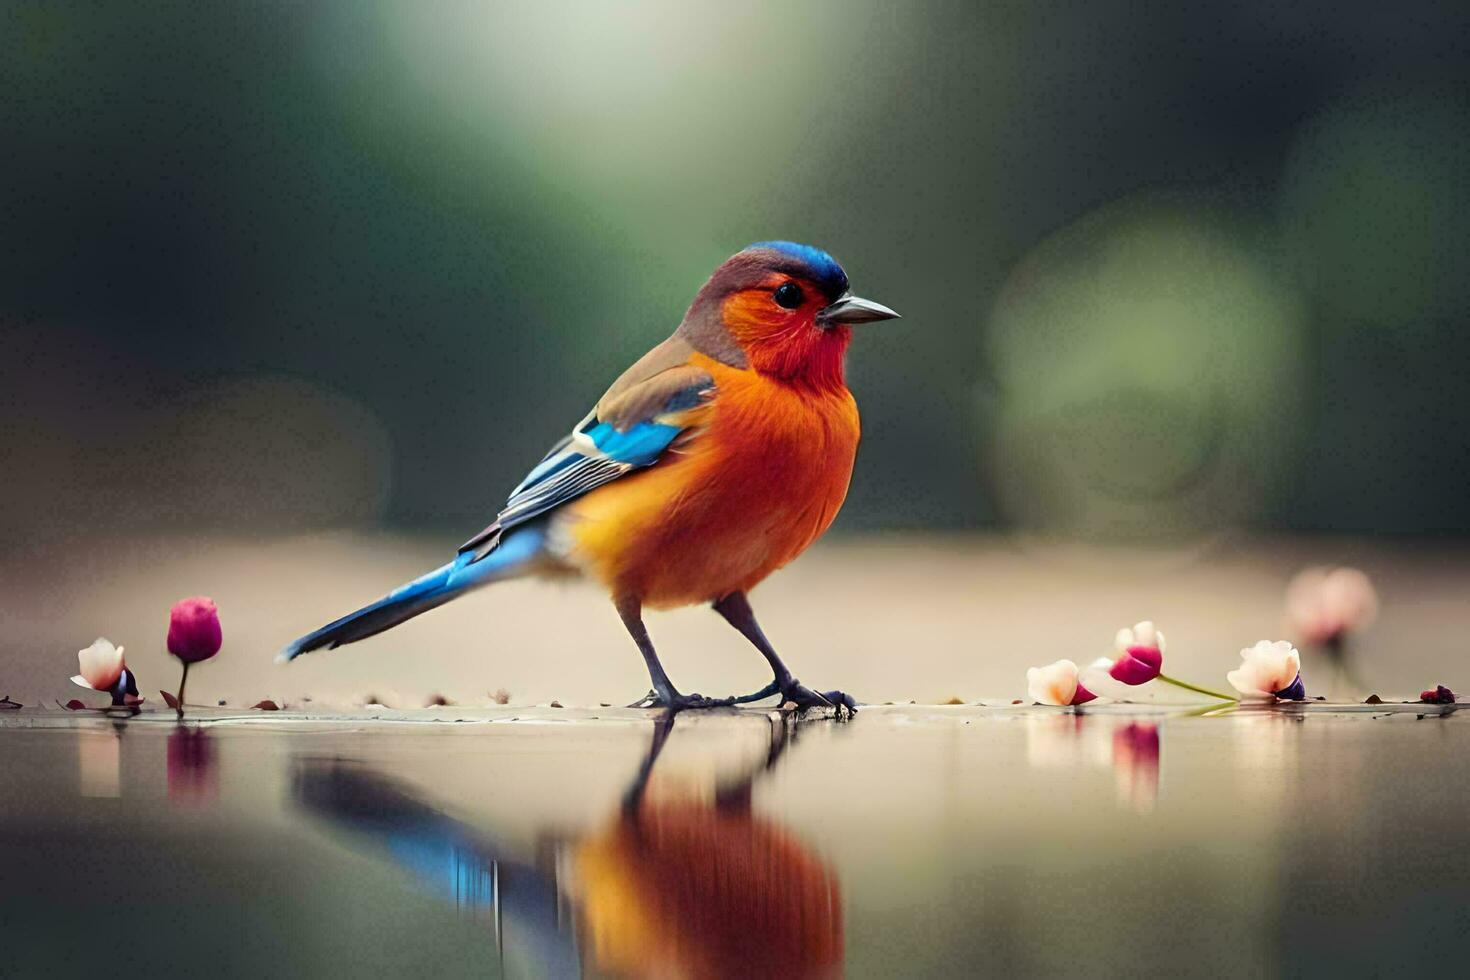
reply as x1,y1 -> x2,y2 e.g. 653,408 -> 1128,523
1157,673 -> 1237,702
176,661 -> 191,718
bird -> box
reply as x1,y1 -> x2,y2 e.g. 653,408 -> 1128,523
279,241 -> 899,711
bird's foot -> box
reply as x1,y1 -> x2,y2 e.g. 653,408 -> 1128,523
627,688 -> 736,711
780,680 -> 858,719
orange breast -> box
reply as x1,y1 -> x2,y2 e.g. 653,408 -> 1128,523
557,354 -> 860,608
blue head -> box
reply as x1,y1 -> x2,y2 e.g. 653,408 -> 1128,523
743,241 -> 850,301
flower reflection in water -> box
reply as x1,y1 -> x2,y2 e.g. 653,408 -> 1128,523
77,725 -> 123,798
167,726 -> 218,805
1111,722 -> 1160,815
1024,712 -> 1103,769
294,712 -> 842,979
1024,714 -> 1161,813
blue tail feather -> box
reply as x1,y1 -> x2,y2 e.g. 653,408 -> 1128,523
277,526 -> 546,662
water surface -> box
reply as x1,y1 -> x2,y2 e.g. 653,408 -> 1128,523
2,703 -> 1466,977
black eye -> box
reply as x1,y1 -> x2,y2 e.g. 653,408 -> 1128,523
774,282 -> 804,309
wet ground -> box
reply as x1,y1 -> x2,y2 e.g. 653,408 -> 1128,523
2,701 -> 1466,978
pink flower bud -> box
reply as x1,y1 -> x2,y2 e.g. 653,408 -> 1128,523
1109,645 -> 1163,685
1107,620 -> 1165,685
167,597 -> 222,664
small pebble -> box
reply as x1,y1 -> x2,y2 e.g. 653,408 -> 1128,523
217,699 -> 227,706
64,699 -> 85,710
549,700 -> 563,708
492,689 -> 511,705
1011,699 -> 1023,705
252,699 -> 280,711
1364,694 -> 1383,704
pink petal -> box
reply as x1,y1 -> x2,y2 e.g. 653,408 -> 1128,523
1110,646 -> 1163,685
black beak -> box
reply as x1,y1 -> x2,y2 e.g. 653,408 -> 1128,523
817,293 -> 901,327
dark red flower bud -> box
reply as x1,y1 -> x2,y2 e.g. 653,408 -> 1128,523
167,597 -> 222,664
1110,645 -> 1163,686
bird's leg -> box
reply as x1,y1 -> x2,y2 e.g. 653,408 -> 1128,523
616,597 -> 734,711
712,591 -> 857,717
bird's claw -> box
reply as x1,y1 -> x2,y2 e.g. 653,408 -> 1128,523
781,681 -> 858,719
821,689 -> 859,716
627,689 -> 661,709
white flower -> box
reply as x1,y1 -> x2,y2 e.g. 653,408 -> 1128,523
1227,640 -> 1304,699
1026,659 -> 1094,706
72,638 -> 125,692
1114,620 -> 1166,653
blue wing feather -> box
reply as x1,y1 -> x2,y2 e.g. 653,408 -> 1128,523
459,376 -> 710,559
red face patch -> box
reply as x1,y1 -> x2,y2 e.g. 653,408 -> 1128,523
719,276 -> 851,388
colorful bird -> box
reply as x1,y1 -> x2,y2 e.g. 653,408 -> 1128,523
279,241 -> 899,710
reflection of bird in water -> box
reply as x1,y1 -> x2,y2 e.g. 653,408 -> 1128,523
294,712 -> 842,978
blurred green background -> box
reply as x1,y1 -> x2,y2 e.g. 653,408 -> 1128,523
3,0 -> 1469,547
